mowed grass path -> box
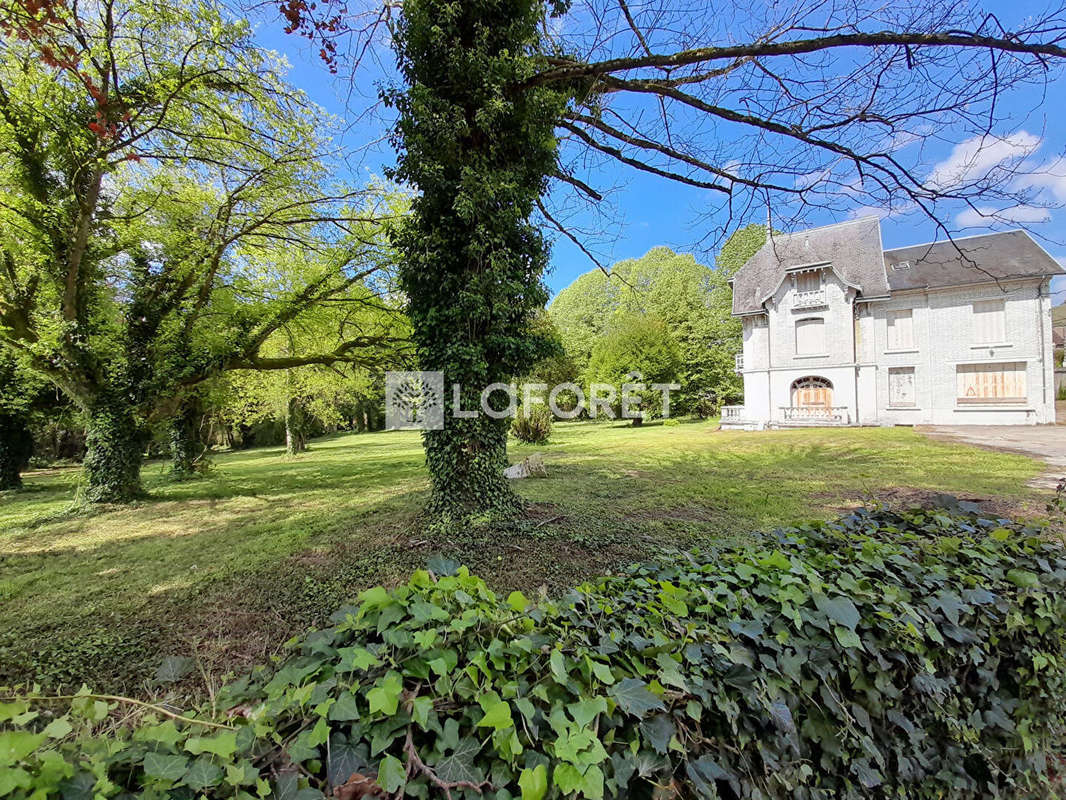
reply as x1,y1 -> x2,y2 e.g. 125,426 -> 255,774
0,420 -> 1047,691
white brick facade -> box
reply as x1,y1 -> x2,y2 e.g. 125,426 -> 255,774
725,223 -> 1061,429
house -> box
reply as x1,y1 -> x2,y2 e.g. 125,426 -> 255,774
722,218 -> 1063,429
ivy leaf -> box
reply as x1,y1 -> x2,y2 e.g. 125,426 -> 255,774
435,737 -> 484,785
142,752 -> 187,782
1007,569 -> 1040,588
367,673 -> 403,716
507,591 -> 530,612
337,647 -> 380,673
476,694 -> 513,730
426,556 -> 459,576
569,697 -> 607,730
42,718 -> 73,739
815,594 -> 861,630
328,692 -> 359,722
327,734 -> 367,787
834,626 -> 863,649
376,755 -> 405,793
185,732 -> 238,759
184,757 -> 223,791
610,678 -> 665,718
639,714 -> 675,755
518,764 -> 548,800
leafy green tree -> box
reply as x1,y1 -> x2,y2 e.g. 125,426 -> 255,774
585,314 -> 682,425
0,0 -> 401,501
550,247 -> 738,411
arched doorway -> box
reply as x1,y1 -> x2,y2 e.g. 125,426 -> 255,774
791,376 -> 833,410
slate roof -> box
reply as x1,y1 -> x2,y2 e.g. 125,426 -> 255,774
731,217 -> 889,315
731,221 -> 1064,315
883,231 -> 1064,291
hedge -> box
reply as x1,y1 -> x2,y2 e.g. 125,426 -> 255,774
2,506 -> 1065,799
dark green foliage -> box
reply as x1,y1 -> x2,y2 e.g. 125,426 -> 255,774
0,411 -> 33,490
82,400 -> 145,504
385,0 -> 569,523
5,507 -> 1065,798
511,404 -> 553,444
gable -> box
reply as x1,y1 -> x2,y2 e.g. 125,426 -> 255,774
731,217 -> 889,315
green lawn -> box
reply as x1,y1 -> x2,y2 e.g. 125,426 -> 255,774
0,420 -> 1048,693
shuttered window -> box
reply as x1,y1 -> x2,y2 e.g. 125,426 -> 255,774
886,309 -> 914,350
795,318 -> 825,356
973,299 -> 1006,344
956,362 -> 1027,404
888,367 -> 916,407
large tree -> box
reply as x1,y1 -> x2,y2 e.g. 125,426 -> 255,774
284,0 -> 1066,522
549,245 -> 743,411
0,0 -> 403,501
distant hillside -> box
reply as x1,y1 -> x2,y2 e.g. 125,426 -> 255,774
1054,303 -> 1066,325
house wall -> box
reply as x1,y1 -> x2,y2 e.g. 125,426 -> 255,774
734,274 -> 1057,427
866,279 -> 1055,425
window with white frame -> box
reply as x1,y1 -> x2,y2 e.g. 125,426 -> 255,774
888,367 -> 916,407
795,317 -> 826,356
886,309 -> 914,350
956,362 -> 1026,404
972,299 -> 1006,344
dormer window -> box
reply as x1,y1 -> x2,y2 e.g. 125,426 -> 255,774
791,268 -> 826,309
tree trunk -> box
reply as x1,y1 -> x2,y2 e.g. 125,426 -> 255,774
285,396 -> 307,455
83,399 -> 144,503
170,398 -> 206,478
0,411 -> 33,490
423,397 -> 522,524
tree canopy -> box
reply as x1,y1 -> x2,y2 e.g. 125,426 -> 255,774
0,0 -> 407,500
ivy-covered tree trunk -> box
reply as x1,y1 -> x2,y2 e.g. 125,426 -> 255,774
285,396 -> 308,455
170,398 -> 206,478
0,411 -> 33,490
83,397 -> 144,503
388,0 -> 567,524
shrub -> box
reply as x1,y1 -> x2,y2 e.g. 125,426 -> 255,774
3,507 -> 1065,799
511,404 -> 553,444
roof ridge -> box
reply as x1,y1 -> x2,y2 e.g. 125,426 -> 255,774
884,229 -> 1025,253
769,216 -> 880,240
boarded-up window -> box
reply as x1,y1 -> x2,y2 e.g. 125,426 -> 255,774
888,367 -> 916,407
973,299 -> 1006,344
795,318 -> 825,355
886,309 -> 914,350
956,362 -> 1027,404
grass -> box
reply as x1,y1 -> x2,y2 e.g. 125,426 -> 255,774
0,419 -> 1049,693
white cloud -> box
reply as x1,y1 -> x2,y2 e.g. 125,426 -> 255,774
847,205 -> 893,220
1016,156 -> 1066,203
956,204 -> 1052,228
928,132 -> 1042,191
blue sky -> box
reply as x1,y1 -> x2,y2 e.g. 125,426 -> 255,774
252,3 -> 1066,304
